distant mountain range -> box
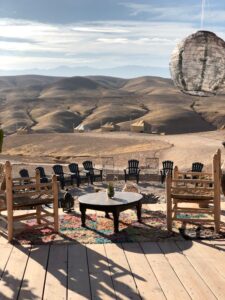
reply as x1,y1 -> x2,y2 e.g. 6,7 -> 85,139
0,74 -> 223,135
0,65 -> 170,78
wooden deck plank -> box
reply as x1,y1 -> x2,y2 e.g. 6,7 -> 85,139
43,245 -> 67,300
68,244 -> 91,300
0,245 -> 30,300
190,240 -> 225,280
104,243 -> 141,300
1,240 -> 225,299
177,241 -> 225,300
123,242 -> 165,300
87,244 -> 116,300
18,245 -> 50,300
141,242 -> 190,300
0,244 -> 13,278
0,234 -> 8,245
159,241 -> 216,300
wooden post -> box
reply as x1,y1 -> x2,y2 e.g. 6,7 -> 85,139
213,151 -> 221,233
173,166 -> 179,218
52,175 -> 59,232
35,169 -> 41,225
166,174 -> 172,231
5,161 -> 13,242
173,166 -> 179,179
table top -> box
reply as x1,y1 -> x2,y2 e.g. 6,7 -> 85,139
78,191 -> 142,207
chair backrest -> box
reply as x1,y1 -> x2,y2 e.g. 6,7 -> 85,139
128,159 -> 139,174
162,160 -> 174,175
36,166 -> 47,178
68,163 -> 79,175
19,169 -> 30,178
53,164 -> 64,175
83,160 -> 94,175
83,161 -> 93,170
191,162 -> 204,172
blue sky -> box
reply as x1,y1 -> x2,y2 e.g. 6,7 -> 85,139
1,0 -> 225,78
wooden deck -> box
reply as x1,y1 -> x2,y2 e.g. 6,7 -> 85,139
1,239 -> 225,299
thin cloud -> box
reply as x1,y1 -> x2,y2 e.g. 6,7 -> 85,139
1,15 -> 225,75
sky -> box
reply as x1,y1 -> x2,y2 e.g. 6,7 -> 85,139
1,0 -> 225,78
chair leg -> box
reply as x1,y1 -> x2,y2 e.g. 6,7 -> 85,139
77,178 -> 80,187
36,205 -> 41,224
167,198 -> 172,231
53,197 -> 59,233
166,176 -> 172,231
7,214 -> 13,242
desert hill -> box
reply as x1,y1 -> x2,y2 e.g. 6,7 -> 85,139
0,74 -> 224,134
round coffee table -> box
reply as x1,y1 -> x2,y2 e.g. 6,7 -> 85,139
78,191 -> 142,233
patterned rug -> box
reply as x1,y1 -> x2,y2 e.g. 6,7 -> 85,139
14,209 -> 225,245
14,209 -> 178,244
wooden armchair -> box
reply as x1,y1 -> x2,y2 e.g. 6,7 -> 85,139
124,159 -> 141,184
191,162 -> 204,172
36,166 -> 49,183
68,163 -> 89,187
52,164 -> 72,189
166,150 -> 221,233
0,161 -> 59,242
160,160 -> 174,184
82,160 -> 103,184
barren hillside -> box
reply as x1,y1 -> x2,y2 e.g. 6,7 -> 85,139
0,75 -> 224,134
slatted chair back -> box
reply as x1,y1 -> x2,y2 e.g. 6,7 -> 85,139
162,160 -> 174,175
128,160 -> 139,174
68,163 -> 79,175
191,162 -> 204,172
19,168 -> 31,184
36,166 -> 46,178
166,149 -> 221,233
19,168 -> 30,178
36,166 -> 48,183
0,161 -> 59,242
53,164 -> 64,175
83,160 -> 94,175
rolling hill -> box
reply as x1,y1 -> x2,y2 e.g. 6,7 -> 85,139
0,74 -> 224,134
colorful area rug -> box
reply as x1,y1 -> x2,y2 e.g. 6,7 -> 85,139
15,209 -> 177,244
14,209 -> 225,245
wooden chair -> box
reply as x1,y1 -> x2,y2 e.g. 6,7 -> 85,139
191,162 -> 204,172
36,166 -> 49,183
82,161 -> 103,184
19,168 -> 33,184
166,150 -> 221,233
68,163 -> 89,187
0,161 -> 59,242
160,160 -> 174,184
124,160 -> 141,184
52,164 -> 72,189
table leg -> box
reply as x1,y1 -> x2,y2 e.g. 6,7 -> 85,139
80,205 -> 86,227
113,209 -> 119,233
105,212 -> 110,218
136,201 -> 142,222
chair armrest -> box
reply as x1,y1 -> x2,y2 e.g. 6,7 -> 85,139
82,170 -> 90,174
94,168 -> 102,172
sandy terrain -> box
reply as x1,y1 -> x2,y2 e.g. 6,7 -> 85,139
0,130 -> 224,176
